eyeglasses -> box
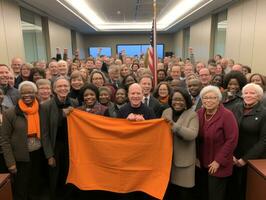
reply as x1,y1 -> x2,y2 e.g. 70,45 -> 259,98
92,77 -> 103,81
202,96 -> 218,101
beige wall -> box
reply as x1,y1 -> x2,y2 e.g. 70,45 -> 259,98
48,20 -> 72,59
189,16 -> 212,63
0,0 -> 24,65
76,32 -> 86,59
84,34 -> 174,58
173,30 -> 183,58
225,0 -> 266,74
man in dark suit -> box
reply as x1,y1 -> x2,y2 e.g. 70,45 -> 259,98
107,64 -> 122,89
187,78 -> 203,111
139,75 -> 162,118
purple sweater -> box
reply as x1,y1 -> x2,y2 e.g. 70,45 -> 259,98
197,104 -> 238,177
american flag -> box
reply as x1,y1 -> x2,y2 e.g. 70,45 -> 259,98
146,19 -> 157,85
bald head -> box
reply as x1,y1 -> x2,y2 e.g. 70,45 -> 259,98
128,83 -> 143,108
232,64 -> 242,72
11,57 -> 23,76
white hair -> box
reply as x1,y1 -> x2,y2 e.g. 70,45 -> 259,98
242,83 -> 264,100
18,81 -> 37,93
199,85 -> 222,101
58,60 -> 67,66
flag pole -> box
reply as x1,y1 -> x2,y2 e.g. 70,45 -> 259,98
153,0 -> 157,86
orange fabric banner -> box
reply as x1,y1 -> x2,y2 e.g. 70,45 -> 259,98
66,109 -> 173,199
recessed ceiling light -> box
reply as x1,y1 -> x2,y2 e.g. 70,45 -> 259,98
57,0 -> 213,31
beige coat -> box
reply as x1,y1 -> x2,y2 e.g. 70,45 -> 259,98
162,107 -> 199,187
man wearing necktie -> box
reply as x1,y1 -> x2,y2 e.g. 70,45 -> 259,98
139,75 -> 163,118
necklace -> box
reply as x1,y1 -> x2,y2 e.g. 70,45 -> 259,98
204,109 -> 217,121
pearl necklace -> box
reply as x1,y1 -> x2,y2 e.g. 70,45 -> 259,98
204,109 -> 217,121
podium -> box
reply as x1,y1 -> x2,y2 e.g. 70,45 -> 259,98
246,160 -> 266,200
0,173 -> 12,200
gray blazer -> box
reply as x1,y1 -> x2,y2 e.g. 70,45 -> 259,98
162,107 -> 199,167
0,105 -> 52,167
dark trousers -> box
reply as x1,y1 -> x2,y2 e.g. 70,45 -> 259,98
200,168 -> 228,200
77,190 -> 158,200
49,141 -> 75,200
0,152 -> 8,173
191,166 -> 203,200
227,166 -> 247,200
12,149 -> 44,200
164,183 -> 193,200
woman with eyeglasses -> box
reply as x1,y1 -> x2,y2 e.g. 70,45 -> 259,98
162,87 -> 199,200
197,85 -> 238,200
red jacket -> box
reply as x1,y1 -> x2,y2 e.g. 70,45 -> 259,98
197,104 -> 238,177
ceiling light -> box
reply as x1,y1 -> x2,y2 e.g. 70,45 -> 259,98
57,0 -> 214,31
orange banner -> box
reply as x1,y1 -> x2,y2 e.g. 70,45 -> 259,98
66,109 -> 173,199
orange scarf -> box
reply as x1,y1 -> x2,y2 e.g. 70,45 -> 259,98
159,95 -> 169,104
18,99 -> 40,139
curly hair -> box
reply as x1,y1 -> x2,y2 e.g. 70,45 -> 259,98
80,83 -> 99,101
223,71 -> 247,90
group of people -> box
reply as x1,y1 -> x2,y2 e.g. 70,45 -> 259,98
0,48 -> 265,200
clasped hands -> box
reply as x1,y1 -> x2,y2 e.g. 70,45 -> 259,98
233,156 -> 246,167
127,113 -> 145,121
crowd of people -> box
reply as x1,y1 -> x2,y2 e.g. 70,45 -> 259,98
0,47 -> 266,200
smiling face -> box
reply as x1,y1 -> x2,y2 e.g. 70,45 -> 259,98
202,91 -> 220,112
21,65 -> 31,78
139,77 -> 152,96
71,77 -> 84,90
158,84 -> 169,98
187,79 -> 202,97
212,75 -> 223,87
115,88 -> 127,105
58,61 -> 68,76
128,83 -> 143,108
37,84 -> 51,101
243,86 -> 260,106
92,73 -> 104,88
171,92 -> 186,111
250,75 -> 263,88
99,90 -> 111,105
83,89 -> 97,107
0,65 -> 10,86
54,79 -> 70,100
20,85 -> 36,106
227,78 -> 240,94
120,66 -> 130,77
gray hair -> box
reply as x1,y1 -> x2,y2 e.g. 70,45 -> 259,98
199,85 -> 222,101
53,76 -> 70,90
36,79 -> 51,88
242,83 -> 264,100
18,81 -> 37,93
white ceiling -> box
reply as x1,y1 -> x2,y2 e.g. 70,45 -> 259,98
16,0 -> 237,33
85,0 -> 171,23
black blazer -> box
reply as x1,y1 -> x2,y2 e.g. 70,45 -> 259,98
40,97 -> 78,157
232,102 -> 266,160
148,95 -> 163,118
